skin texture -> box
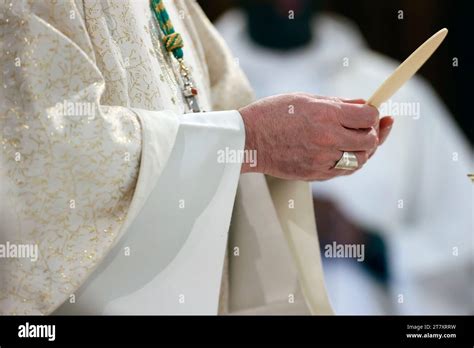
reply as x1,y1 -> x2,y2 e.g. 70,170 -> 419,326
239,93 -> 394,181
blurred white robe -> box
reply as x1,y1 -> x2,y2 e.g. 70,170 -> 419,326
217,10 -> 473,314
0,0 -> 331,315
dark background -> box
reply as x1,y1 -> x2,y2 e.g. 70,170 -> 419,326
198,0 -> 473,144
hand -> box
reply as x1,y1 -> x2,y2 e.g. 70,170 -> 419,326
239,93 -> 393,181
345,98 -> 394,158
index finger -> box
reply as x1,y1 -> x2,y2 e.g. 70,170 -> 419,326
337,102 -> 379,129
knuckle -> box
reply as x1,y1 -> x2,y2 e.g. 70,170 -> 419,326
326,96 -> 343,103
370,132 -> 378,147
367,107 -> 379,125
355,105 -> 378,127
321,102 -> 342,119
365,132 -> 378,149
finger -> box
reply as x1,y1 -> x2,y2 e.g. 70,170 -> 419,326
367,116 -> 394,158
340,98 -> 366,104
307,95 -> 366,104
338,102 -> 379,129
378,116 -> 394,145
302,94 -> 343,103
303,94 -> 366,106
304,94 -> 365,105
336,127 -> 378,152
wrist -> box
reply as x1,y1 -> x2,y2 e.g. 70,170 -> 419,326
239,106 -> 262,174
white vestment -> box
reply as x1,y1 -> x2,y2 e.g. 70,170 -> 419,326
217,10 -> 473,314
0,0 -> 331,315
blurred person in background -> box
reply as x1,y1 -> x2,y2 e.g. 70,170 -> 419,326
216,0 -> 473,314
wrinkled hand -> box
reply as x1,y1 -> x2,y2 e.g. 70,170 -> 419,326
239,93 -> 393,181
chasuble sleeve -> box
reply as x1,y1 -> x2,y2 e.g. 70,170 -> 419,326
0,1 -> 179,314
